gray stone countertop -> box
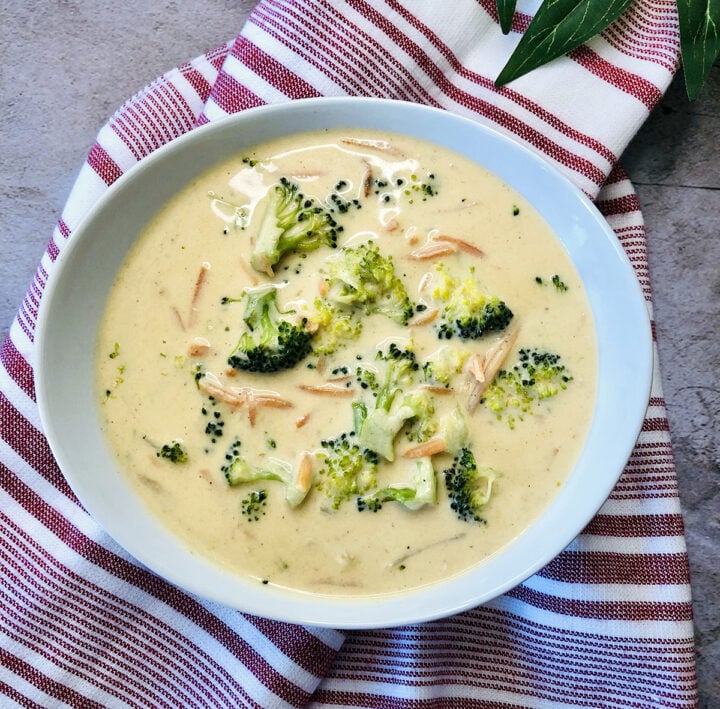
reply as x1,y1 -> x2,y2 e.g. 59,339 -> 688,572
1,2 -> 717,703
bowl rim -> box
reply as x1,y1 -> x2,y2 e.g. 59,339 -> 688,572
35,97 -> 653,628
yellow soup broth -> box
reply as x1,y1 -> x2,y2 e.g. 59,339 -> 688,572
96,129 -> 597,597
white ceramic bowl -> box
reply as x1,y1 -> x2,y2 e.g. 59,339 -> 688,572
35,98 -> 652,628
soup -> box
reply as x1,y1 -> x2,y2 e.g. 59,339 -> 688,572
96,129 -> 597,597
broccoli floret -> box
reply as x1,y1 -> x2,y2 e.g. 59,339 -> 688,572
354,343 -> 418,407
438,406 -> 469,456
432,265 -> 513,340
156,441 -> 188,464
227,283 -> 313,373
310,297 -> 363,355
323,241 -> 414,325
316,433 -> 379,509
403,390 -> 438,443
353,343 -> 424,461
481,348 -> 573,426
251,177 -> 340,275
223,454 -> 312,508
357,457 -> 437,512
422,344 -> 472,386
552,274 -> 569,292
443,448 -> 496,523
443,296 -> 512,339
240,489 -> 268,521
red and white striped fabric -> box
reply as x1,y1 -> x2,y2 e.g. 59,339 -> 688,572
0,1 -> 698,706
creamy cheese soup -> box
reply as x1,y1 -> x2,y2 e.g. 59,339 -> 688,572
96,129 -> 597,597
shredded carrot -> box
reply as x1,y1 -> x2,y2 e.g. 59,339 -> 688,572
246,399 -> 257,427
188,338 -> 211,357
198,375 -> 293,425
299,383 -> 354,396
362,164 -> 373,198
295,451 -> 314,492
252,394 -> 294,409
418,272 -> 433,292
466,353 -> 486,384
315,356 -> 328,375
295,413 -> 310,428
403,438 -> 447,459
191,262 -> 210,305
341,137 -> 402,156
434,234 -> 484,257
238,256 -> 260,285
408,241 -> 457,260
171,306 -> 186,331
243,389 -> 293,426
289,171 -> 323,180
318,277 -> 329,296
188,262 -> 210,326
408,307 -> 439,327
420,384 -> 454,395
406,230 -> 420,246
483,328 -> 519,383
198,377 -> 244,407
466,328 -> 519,412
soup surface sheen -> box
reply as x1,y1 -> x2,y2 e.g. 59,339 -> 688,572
97,129 -> 597,598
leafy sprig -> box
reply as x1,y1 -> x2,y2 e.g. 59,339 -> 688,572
494,0 -> 719,100
676,0 -> 720,99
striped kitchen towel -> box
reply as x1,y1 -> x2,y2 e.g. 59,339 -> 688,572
0,1 -> 697,707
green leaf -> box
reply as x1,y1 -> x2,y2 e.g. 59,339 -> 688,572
496,0 -> 517,34
495,0 -> 635,86
677,0 -> 720,100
